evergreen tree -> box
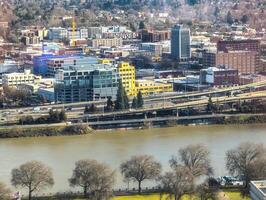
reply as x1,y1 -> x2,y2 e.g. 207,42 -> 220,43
88,104 -> 97,113
206,96 -> 216,113
226,11 -> 234,25
131,97 -> 138,109
139,21 -> 145,30
115,80 -> 129,111
84,105 -> 90,114
106,96 -> 114,111
59,109 -> 67,121
137,91 -> 144,108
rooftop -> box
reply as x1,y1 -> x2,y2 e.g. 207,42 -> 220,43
251,180 -> 266,196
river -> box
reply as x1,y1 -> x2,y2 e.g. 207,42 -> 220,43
0,124 -> 265,194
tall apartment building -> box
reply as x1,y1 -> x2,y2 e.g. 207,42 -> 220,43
89,38 -> 123,48
171,24 -> 191,61
2,70 -> 42,87
216,51 -> 260,74
54,64 -> 119,103
117,62 -> 136,96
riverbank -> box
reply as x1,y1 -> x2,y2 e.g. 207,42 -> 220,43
0,113 -> 266,138
0,123 -> 93,138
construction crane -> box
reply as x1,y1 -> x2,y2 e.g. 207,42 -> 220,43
71,13 -> 77,47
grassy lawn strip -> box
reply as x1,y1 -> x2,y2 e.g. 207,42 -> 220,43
112,194 -> 197,200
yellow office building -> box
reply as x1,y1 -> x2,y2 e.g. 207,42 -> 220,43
118,62 -> 173,97
118,62 -> 137,96
135,79 -> 173,96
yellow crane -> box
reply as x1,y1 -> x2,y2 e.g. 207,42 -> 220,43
71,14 -> 77,47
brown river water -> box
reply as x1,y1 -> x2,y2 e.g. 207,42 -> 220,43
0,124 -> 265,193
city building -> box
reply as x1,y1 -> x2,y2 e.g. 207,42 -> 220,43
54,64 -> 119,103
200,67 -> 239,86
139,43 -> 163,57
68,28 -> 88,40
117,62 -> 136,96
48,27 -> 68,40
250,180 -> 266,200
20,30 -> 41,46
202,49 -> 217,67
217,39 -> 261,53
38,88 -> 55,102
88,27 -> 102,38
2,70 -> 42,87
139,29 -> 171,42
216,51 -> 260,74
135,79 -> 173,96
171,24 -> 191,61
89,38 -> 123,48
46,56 -> 98,77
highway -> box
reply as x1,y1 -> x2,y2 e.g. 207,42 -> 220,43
1,81 -> 266,125
78,90 -> 266,120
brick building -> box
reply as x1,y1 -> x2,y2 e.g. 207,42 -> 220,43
216,51 -> 260,74
200,67 -> 239,86
217,39 -> 260,53
139,29 -> 171,42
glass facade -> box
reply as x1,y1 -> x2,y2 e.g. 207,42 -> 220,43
54,64 -> 119,103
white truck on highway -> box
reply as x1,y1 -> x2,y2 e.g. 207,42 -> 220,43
33,107 -> 41,112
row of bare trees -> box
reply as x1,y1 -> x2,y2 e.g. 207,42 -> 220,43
1,142 -> 266,200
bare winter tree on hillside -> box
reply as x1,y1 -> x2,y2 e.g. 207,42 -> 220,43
11,161 -> 54,200
120,155 -> 162,193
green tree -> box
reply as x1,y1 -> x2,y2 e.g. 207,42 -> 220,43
226,11 -> 234,25
137,91 -> 144,108
84,105 -> 90,114
131,97 -> 138,109
115,80 -> 129,111
106,96 -> 114,112
139,21 -> 145,30
59,109 -> 67,121
206,96 -> 216,113
241,15 -> 249,24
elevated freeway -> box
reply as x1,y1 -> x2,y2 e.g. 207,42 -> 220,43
74,90 -> 266,121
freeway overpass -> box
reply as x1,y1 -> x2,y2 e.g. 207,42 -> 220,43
74,90 -> 266,121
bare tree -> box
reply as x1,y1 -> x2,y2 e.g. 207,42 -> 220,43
0,182 -> 11,200
159,166 -> 193,200
196,178 -> 219,200
170,144 -> 213,179
11,161 -> 54,200
226,142 -> 266,191
69,159 -> 115,199
120,155 -> 162,193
